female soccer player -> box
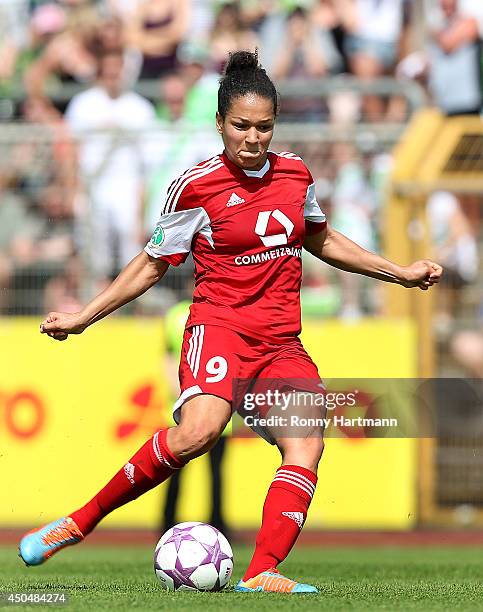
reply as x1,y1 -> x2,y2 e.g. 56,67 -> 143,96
20,50 -> 442,594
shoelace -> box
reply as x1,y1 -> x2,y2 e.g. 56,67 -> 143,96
41,521 -> 81,546
250,568 -> 296,593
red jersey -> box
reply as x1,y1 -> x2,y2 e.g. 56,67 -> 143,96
145,151 -> 326,341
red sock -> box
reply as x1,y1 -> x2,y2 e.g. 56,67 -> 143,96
70,429 -> 185,535
243,464 -> 317,581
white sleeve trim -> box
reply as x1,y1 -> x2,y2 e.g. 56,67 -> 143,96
144,207 -> 213,258
304,183 -> 326,223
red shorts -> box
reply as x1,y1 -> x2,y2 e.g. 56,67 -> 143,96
174,324 -> 323,443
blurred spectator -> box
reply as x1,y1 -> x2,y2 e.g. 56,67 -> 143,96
260,1 -> 340,76
460,0 -> 483,33
428,191 -> 478,285
0,3 -> 65,114
125,0 -> 190,79
23,4 -> 131,103
427,191 -> 479,331
96,15 -> 143,86
427,0 -> 482,115
107,0 -> 143,21
236,0 -> 272,31
327,89 -> 361,123
3,96 -> 77,213
145,68 -> 219,231
0,0 -> 29,74
6,182 -> 76,315
43,254 -> 83,313
311,0 -> 349,71
177,43 -> 219,125
24,4 -> 100,104
330,141 -> 378,319
0,172 -> 30,313
451,329 -> 483,378
22,95 -> 77,199
339,0 -> 406,73
157,72 -> 188,121
272,7 -> 333,80
184,0 -> 214,46
208,2 -> 258,74
65,50 -> 156,281
56,0 -> 94,7
262,5 -> 341,120
336,0 -> 408,120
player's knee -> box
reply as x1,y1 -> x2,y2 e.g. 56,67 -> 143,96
176,422 -> 221,459
299,436 -> 324,463
278,435 -> 324,469
312,437 -> 325,462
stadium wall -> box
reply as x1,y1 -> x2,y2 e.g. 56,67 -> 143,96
1,318 -> 416,529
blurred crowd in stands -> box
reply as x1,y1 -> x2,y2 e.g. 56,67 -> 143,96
0,0 -> 481,372
1,0 -> 481,118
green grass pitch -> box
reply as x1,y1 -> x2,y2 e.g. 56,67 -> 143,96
2,544 -> 483,610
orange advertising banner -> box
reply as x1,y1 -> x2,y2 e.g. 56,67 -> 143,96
0,318 -> 416,529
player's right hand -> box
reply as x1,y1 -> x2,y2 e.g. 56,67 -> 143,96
40,312 -> 87,341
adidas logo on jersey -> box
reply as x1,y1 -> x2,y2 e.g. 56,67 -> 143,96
226,192 -> 246,207
282,511 -> 304,529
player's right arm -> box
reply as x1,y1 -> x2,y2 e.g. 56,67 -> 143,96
40,252 -> 169,341
41,158 -> 216,341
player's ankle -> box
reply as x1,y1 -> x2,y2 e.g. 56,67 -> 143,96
243,562 -> 276,581
155,429 -> 187,468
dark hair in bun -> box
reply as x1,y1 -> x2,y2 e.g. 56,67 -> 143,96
218,50 -> 279,119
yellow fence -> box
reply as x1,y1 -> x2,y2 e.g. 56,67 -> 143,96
1,318 -> 416,529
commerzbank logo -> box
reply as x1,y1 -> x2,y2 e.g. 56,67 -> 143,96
255,209 -> 294,247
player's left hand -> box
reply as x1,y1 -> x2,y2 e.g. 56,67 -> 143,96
400,260 -> 443,290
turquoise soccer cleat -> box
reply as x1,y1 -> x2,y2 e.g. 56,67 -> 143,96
19,517 -> 84,566
235,568 -> 318,593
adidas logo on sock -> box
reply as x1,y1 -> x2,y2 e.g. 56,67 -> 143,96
282,511 -> 304,529
226,192 -> 245,207
124,462 -> 135,485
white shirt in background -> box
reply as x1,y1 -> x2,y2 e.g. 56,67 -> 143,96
65,86 -> 156,190
65,86 -> 156,272
353,0 -> 404,44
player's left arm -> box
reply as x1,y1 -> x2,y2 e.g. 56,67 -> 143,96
303,224 -> 443,290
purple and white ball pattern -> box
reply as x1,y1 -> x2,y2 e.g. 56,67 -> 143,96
154,522 -> 233,591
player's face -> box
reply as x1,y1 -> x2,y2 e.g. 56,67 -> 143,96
216,93 -> 275,170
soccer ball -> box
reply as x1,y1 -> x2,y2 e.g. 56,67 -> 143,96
154,522 -> 233,591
